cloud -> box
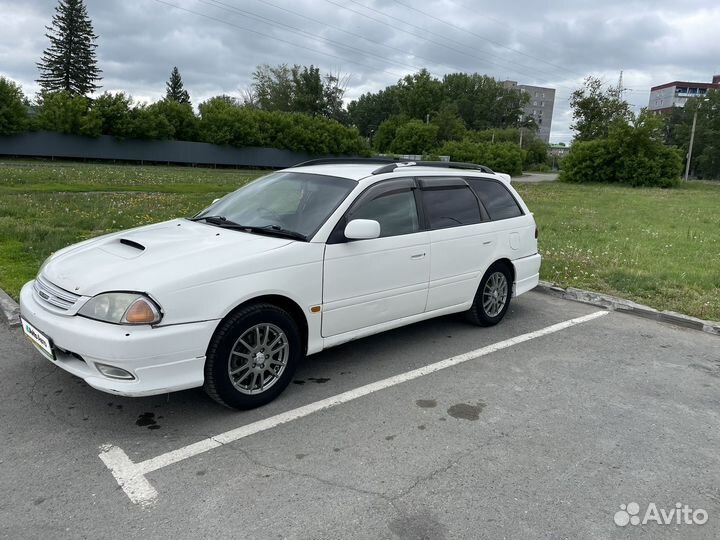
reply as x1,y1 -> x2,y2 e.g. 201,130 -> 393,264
1,0 -> 719,143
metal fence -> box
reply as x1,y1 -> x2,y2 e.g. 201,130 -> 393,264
0,131 -> 317,168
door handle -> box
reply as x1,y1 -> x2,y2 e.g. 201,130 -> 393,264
410,253 -> 426,259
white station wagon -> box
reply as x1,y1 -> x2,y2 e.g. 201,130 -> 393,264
20,159 -> 541,409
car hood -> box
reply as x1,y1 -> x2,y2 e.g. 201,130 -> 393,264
42,219 -> 293,296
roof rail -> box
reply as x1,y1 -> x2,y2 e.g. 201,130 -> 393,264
371,161 -> 495,175
292,157 -> 399,167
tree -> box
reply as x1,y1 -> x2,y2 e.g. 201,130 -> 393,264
0,77 -> 29,135
252,63 -> 349,121
348,71 -> 527,137
290,65 -> 324,117
36,0 -> 101,96
33,90 -> 101,136
347,87 -> 400,137
569,76 -> 632,141
665,92 -> 720,179
395,69 -> 443,120
165,66 -> 190,104
253,64 -> 294,112
441,73 -> 527,130
432,103 -> 466,144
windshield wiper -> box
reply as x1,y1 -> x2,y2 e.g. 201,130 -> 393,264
189,215 -> 232,225
188,216 -> 306,241
251,224 -> 307,241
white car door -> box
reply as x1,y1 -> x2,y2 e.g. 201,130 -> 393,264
322,178 -> 430,337
419,177 -> 496,312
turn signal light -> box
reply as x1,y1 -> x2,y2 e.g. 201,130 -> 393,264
125,298 -> 160,324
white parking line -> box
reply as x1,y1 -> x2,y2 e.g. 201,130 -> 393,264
99,310 -> 608,506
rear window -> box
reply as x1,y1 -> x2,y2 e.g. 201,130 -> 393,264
466,179 -> 523,220
421,187 -> 482,229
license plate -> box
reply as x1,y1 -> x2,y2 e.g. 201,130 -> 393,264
21,317 -> 55,361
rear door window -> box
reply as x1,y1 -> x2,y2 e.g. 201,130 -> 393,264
420,185 -> 482,229
466,179 -> 524,220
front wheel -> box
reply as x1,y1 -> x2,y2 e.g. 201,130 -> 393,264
204,304 -> 302,409
466,264 -> 512,326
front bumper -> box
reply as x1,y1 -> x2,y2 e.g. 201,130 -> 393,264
19,281 -> 219,397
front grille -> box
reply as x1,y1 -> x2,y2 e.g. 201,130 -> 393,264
33,275 -> 81,311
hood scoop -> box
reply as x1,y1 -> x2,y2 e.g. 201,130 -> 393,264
98,237 -> 147,259
119,238 -> 146,251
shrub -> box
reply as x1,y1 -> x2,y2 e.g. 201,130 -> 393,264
0,77 -> 28,135
390,120 -> 439,154
149,99 -> 199,141
434,139 -> 523,176
92,92 -> 132,137
561,112 -> 682,187
373,114 -> 409,152
198,97 -> 370,155
120,104 -> 174,140
33,91 -> 101,137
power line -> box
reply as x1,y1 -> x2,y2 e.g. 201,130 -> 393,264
151,0 -> 406,80
248,0 -> 443,76
200,0 -> 427,75
329,0 -> 580,92
386,0 -> 589,80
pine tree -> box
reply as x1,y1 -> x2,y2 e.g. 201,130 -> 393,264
165,67 -> 191,104
36,0 -> 101,96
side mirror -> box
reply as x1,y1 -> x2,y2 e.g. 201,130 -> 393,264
344,219 -> 381,240
212,198 -> 220,204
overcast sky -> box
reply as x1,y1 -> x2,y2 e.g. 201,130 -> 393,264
2,0 -> 719,143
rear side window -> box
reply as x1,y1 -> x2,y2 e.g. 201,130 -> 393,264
467,179 -> 523,220
421,187 -> 482,229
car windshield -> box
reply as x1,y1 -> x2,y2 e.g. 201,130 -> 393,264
193,171 -> 356,239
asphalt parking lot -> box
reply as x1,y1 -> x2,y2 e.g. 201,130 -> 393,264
1,291 -> 719,539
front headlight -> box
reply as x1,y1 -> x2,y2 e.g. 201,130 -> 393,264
78,292 -> 162,325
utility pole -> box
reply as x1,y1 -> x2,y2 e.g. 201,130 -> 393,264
685,98 -> 710,181
684,108 -> 698,182
519,127 -> 523,148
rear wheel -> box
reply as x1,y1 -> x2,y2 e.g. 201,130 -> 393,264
204,303 -> 302,409
466,263 -> 512,326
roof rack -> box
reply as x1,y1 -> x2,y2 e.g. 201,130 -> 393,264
291,157 -> 496,176
292,157 -> 400,167
371,161 -> 495,175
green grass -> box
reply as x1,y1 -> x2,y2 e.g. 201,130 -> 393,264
514,181 -> 720,320
0,160 -> 262,298
1,159 -> 719,320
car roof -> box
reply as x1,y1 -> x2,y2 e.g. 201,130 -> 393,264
282,163 -> 381,181
282,162 -> 512,186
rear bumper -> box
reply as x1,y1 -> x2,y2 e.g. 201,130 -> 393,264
19,280 -> 219,397
512,253 -> 541,297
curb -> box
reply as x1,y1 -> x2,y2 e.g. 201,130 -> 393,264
535,280 -> 720,336
0,288 -> 21,328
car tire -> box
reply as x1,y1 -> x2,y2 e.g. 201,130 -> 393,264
204,303 -> 302,410
465,263 -> 513,327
